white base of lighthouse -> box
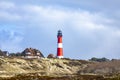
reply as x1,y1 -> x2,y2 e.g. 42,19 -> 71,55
57,56 -> 64,58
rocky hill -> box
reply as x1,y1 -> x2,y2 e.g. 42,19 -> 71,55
0,58 -> 120,80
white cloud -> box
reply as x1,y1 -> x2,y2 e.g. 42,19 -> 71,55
0,11 -> 21,21
0,1 -> 22,21
0,1 -> 15,9
22,5 -> 68,24
19,4 -> 110,35
0,29 -> 23,52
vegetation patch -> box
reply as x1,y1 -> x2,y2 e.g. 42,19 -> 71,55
0,74 -> 120,80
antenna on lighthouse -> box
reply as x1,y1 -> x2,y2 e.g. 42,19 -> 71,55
57,30 -> 63,58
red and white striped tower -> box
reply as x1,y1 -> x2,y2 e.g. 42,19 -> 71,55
57,30 -> 63,58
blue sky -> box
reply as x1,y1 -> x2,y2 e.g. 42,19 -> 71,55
0,0 -> 120,59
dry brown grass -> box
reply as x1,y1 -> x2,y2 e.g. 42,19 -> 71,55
82,60 -> 120,75
0,58 -> 120,80
0,74 -> 104,80
0,73 -> 120,80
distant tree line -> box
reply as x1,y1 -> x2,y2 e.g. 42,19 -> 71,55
89,57 -> 110,62
9,53 -> 22,57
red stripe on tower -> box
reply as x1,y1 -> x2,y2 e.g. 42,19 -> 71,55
57,30 -> 63,58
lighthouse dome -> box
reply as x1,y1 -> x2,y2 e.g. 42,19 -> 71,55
57,30 -> 62,37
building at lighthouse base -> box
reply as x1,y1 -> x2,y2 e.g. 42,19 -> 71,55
57,56 -> 64,58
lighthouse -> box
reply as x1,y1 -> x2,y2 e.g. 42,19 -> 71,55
57,30 -> 63,58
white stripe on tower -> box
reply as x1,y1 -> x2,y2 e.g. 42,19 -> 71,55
57,43 -> 63,48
